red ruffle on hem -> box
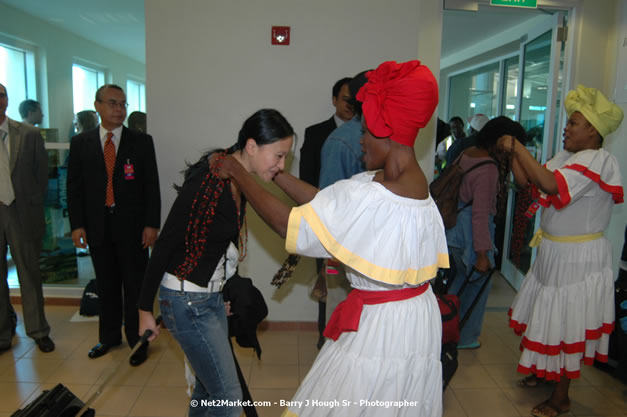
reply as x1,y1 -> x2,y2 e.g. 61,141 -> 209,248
517,350 -> 610,382
508,308 -> 526,335
517,363 -> 580,381
509,306 -> 613,380
509,308 -> 614,354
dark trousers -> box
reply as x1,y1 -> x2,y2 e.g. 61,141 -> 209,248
89,209 -> 147,347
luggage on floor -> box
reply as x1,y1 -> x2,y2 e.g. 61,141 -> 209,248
12,318 -> 162,417
10,383 -> 94,417
433,266 -> 495,390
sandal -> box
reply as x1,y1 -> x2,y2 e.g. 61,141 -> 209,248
530,400 -> 569,417
518,374 -> 539,388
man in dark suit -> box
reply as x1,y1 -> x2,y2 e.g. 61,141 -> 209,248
0,83 -> 55,353
299,77 -> 353,188
67,84 -> 160,366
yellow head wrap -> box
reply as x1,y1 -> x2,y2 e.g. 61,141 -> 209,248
564,85 -> 624,138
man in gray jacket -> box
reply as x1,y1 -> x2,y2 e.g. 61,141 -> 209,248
0,83 -> 54,353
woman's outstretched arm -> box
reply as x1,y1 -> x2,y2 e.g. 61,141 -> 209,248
511,157 -> 530,189
219,155 -> 291,238
498,135 -> 558,195
272,171 -> 318,205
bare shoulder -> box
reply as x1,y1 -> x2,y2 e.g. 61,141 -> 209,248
376,169 -> 428,200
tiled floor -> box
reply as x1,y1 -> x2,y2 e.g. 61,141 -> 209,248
1,273 -> 626,417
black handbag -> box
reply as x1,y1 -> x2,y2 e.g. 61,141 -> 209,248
79,279 -> 100,316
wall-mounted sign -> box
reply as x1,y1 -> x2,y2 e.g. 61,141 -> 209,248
271,26 -> 290,45
490,0 -> 537,8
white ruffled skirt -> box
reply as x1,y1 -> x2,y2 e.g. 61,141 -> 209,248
281,286 -> 442,417
509,237 -> 615,380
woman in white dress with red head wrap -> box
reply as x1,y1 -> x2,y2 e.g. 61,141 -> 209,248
217,60 -> 447,417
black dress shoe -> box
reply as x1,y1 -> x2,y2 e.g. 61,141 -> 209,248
129,343 -> 148,366
88,342 -> 120,359
9,309 -> 17,336
35,336 -> 55,353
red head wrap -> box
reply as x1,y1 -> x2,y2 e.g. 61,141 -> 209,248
356,60 -> 439,147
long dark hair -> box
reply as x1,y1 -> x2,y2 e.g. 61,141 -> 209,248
476,116 -> 527,219
175,109 -> 294,191
173,109 -> 293,279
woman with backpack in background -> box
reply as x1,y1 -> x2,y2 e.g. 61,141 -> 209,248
445,116 -> 526,349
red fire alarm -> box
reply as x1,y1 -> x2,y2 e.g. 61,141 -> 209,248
271,26 -> 290,45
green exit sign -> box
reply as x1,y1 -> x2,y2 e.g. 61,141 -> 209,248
491,0 -> 538,8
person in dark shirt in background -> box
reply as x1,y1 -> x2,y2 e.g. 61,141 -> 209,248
446,113 -> 489,166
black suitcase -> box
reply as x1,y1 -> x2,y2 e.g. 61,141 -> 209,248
10,383 -> 94,417
12,318 -> 161,417
434,266 -> 495,390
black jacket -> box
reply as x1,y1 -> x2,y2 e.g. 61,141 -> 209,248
299,116 -> 337,187
67,126 -> 161,245
223,273 -> 268,359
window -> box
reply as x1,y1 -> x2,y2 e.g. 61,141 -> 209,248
502,56 -> 519,121
0,43 -> 36,121
448,62 -> 500,122
72,63 -> 105,116
126,79 -> 146,114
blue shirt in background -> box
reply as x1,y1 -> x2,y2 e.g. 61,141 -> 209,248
319,116 -> 365,189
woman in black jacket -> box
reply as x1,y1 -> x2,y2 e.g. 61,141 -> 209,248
138,109 -> 294,417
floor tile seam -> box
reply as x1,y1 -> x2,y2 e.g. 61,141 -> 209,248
481,366 -> 526,390
126,383 -> 157,417
444,387 -> 469,417
500,387 -> 543,416
454,385 -> 526,417
449,369 -> 509,392
571,384 -> 627,411
88,383 -> 147,416
70,359 -> 114,386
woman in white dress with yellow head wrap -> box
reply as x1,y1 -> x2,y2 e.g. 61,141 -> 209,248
500,85 -> 624,417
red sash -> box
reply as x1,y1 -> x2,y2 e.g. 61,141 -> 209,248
323,284 -> 429,341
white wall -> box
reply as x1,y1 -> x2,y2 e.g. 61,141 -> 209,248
145,0 -> 443,321
605,0 -> 627,277
0,3 -> 145,141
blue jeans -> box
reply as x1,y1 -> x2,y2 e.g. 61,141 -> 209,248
158,286 -> 242,417
445,204 -> 495,346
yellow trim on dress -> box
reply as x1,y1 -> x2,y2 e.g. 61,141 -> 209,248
281,408 -> 299,417
286,204 -> 449,286
529,228 -> 604,248
286,207 -> 302,254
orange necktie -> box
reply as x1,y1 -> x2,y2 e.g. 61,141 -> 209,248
104,132 -> 116,206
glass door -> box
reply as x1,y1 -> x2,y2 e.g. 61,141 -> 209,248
500,12 -> 567,290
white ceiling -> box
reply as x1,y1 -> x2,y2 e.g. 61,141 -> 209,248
442,4 -> 551,61
1,0 -> 146,63
1,1 -> 550,67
